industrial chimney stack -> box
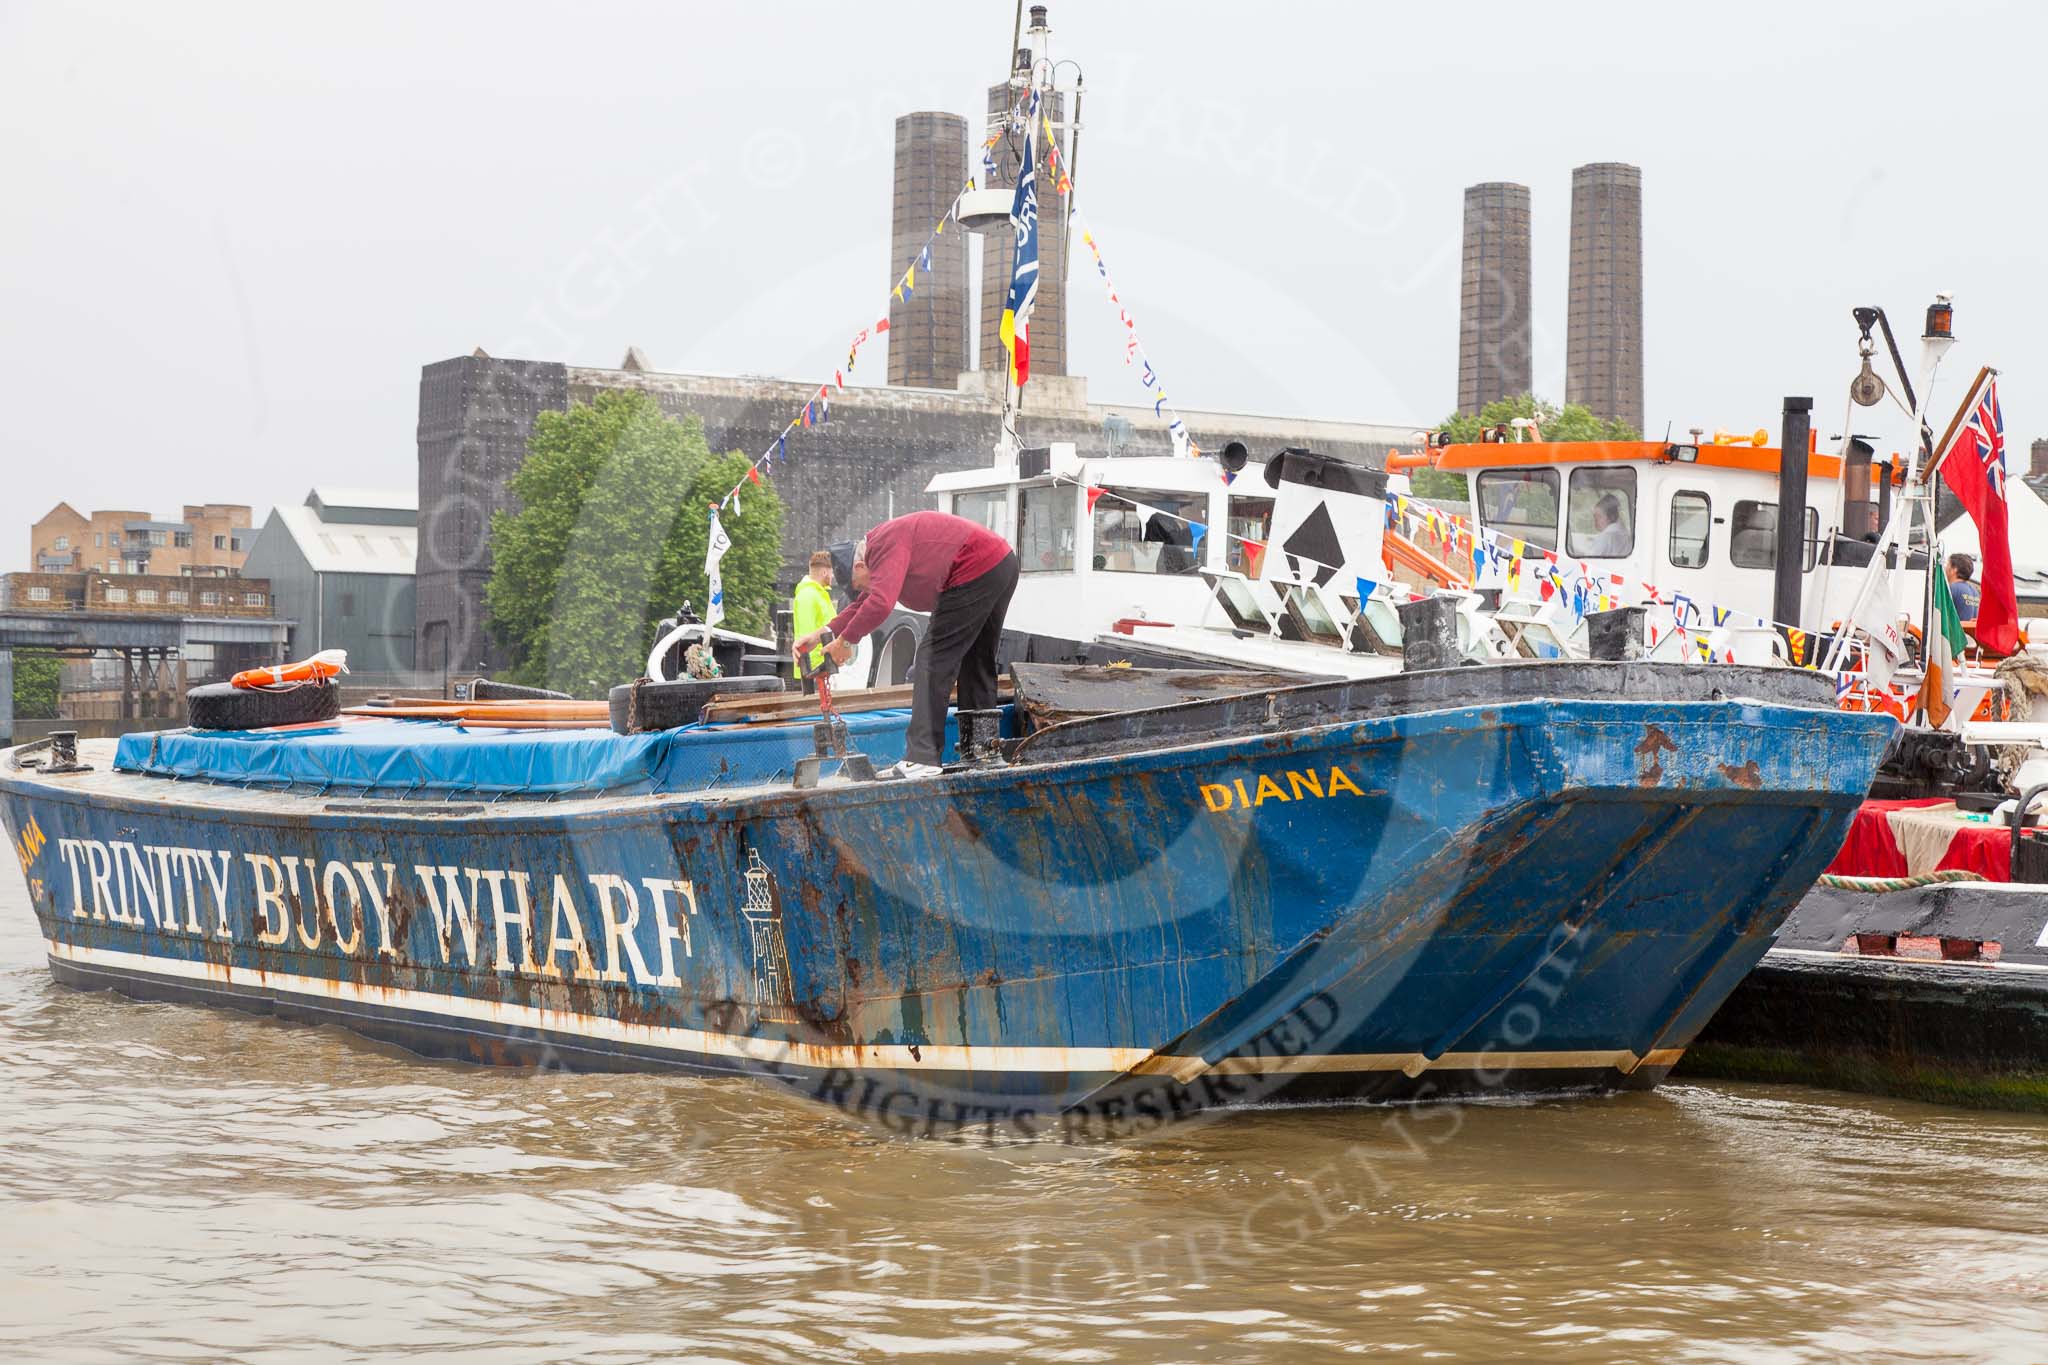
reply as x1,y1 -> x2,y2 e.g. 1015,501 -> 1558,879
886,112 -> 971,388
1457,182 -> 1533,414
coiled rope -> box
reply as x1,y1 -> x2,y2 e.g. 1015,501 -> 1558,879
1816,869 -> 1989,892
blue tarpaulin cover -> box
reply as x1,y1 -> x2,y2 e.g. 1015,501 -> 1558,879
113,709 -> 931,796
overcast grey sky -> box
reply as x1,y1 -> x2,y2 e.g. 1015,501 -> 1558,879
3,1 -> 2039,558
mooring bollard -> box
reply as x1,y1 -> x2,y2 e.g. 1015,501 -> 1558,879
1396,596 -> 1462,672
41,729 -> 91,774
1586,606 -> 1647,661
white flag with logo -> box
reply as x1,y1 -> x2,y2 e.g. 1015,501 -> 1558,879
704,509 -> 732,629
1850,572 -> 1904,685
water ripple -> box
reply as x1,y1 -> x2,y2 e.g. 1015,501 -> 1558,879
3,869 -> 2047,1361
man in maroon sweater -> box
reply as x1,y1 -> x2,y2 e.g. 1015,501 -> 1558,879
792,510 -> 1019,778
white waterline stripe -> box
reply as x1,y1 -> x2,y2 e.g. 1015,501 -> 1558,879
1770,946 -> 2048,975
43,939 -> 1678,1076
43,939 -> 1156,1074
1205,1047 -> 1683,1076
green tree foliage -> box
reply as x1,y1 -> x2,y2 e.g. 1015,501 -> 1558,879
11,654 -> 59,720
485,391 -> 784,696
1440,393 -> 1638,445
1413,394 -> 1641,500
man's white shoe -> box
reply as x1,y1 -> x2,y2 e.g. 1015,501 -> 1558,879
881,760 -> 943,781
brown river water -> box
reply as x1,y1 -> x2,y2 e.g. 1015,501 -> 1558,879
3,862 -> 2046,1363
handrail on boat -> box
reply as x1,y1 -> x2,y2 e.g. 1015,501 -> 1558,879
1384,529 -> 1466,593
2011,782 -> 2048,883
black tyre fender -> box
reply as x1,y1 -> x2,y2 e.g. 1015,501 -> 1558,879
468,678 -> 570,701
186,680 -> 340,731
609,675 -> 785,734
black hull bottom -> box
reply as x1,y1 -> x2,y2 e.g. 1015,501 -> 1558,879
1679,953 -> 2048,1112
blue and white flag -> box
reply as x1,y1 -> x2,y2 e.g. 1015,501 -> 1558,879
999,90 -> 1042,386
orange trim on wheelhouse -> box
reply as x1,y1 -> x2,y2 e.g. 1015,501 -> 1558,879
1424,439 -> 1903,483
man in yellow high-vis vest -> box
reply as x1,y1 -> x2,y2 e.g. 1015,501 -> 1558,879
791,550 -> 836,693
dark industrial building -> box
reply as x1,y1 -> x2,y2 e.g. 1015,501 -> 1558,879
415,355 -> 569,677
1457,182 -> 1533,415
412,355 -> 1414,675
1566,162 -> 1644,433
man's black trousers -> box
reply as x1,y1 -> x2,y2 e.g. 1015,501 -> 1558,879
906,551 -> 1019,766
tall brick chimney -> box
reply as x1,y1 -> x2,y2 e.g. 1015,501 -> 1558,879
1457,182 -> 1532,415
1566,162 -> 1644,433
887,112 -> 972,389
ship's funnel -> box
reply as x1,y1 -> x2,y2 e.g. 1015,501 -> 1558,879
1257,448 -> 1389,594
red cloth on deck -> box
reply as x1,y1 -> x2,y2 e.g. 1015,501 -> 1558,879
1926,817 -> 2017,882
1825,798 -> 2012,882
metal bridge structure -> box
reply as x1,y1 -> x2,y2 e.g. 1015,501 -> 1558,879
0,605 -> 289,743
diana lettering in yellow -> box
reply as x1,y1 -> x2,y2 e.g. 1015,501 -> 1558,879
1199,766 -> 1364,812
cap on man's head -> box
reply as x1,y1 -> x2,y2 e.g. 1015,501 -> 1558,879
826,540 -> 859,593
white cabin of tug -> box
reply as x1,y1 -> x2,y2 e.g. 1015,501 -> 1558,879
927,445 -> 1275,646
1453,447 -> 1928,635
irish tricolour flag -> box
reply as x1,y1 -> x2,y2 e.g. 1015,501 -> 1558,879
1917,557 -> 1968,727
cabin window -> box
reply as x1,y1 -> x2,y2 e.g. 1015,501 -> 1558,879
1475,470 -> 1560,552
103,587 -> 129,604
1091,488 -> 1206,574
953,489 -> 1008,538
1729,501 -> 1821,571
27,586 -> 50,601
1017,485 -> 1075,573
1226,496 -> 1272,576
135,588 -> 158,604
1668,491 -> 1711,568
1566,467 -> 1637,559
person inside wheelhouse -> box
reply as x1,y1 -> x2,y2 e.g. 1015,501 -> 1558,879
1088,488 -> 1207,574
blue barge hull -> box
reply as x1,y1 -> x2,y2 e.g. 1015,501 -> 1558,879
1,664 -> 1894,1137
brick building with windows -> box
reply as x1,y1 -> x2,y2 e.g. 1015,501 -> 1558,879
29,501 -> 253,577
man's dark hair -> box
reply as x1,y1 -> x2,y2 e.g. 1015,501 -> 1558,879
1596,494 -> 1622,522
1949,551 -> 1976,581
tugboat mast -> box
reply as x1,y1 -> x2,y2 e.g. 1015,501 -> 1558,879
971,5 -> 1081,472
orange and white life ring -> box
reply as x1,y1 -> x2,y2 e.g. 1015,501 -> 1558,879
230,649 -> 349,690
